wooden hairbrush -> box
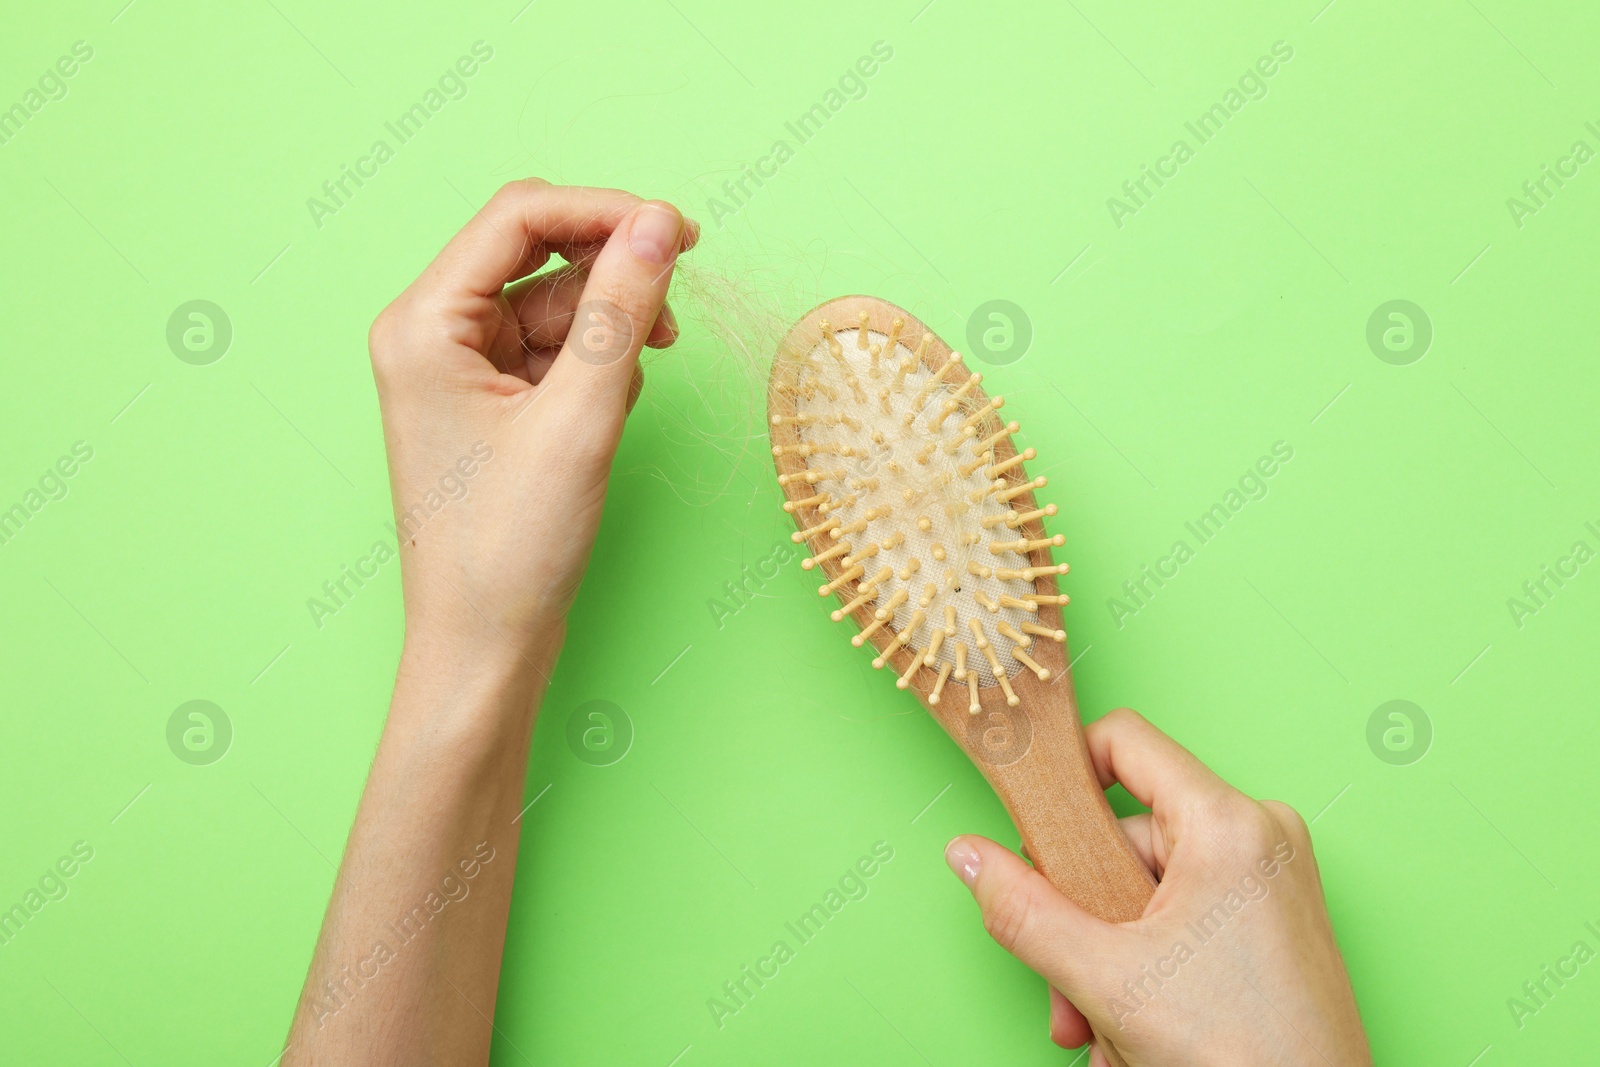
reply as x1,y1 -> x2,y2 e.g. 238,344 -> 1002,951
769,296 -> 1156,927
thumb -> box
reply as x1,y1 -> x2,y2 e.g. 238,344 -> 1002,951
542,199 -> 686,424
945,835 -> 1113,1001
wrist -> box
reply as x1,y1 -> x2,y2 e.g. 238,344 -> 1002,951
400,596 -> 566,673
395,620 -> 564,720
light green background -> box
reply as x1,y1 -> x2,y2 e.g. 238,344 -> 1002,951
3,0 -> 1597,1063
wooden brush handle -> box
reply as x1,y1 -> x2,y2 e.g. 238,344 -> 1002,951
930,660 -> 1155,922
930,657 -> 1151,1067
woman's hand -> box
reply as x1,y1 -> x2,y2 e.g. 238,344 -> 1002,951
946,709 -> 1370,1066
285,183 -> 696,1066
368,180 -> 697,672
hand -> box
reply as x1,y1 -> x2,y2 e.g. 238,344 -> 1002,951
368,180 -> 697,671
945,709 -> 1370,1065
285,183 -> 699,1066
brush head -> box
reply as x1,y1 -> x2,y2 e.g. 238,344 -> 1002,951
770,296 -> 1071,714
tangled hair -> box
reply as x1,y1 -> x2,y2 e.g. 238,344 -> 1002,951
626,246 -> 827,505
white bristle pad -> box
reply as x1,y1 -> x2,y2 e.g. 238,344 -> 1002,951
792,327 -> 1043,687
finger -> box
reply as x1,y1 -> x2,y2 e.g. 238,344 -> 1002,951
494,329 -> 657,399
944,836 -> 1110,997
550,240 -> 608,273
625,364 -> 645,414
505,268 -> 678,355
1050,986 -> 1092,1050
543,200 -> 685,414
1116,813 -> 1161,875
1084,708 -> 1231,814
497,285 -> 675,398
504,264 -> 589,350
559,217 -> 699,269
644,302 -> 679,348
427,181 -> 644,299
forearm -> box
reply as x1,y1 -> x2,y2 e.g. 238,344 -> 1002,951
285,182 -> 687,1063
284,629 -> 560,1066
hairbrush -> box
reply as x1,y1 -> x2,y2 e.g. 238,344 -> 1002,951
769,296 -> 1156,926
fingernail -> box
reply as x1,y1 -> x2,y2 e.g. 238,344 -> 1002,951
945,837 -> 981,889
629,202 -> 682,264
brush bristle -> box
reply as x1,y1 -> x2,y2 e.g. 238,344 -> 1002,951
772,306 -> 1068,710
